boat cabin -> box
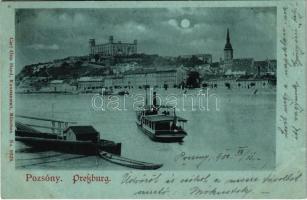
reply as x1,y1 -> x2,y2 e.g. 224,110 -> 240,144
63,126 -> 100,142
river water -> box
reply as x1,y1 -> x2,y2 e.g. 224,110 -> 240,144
15,88 -> 276,170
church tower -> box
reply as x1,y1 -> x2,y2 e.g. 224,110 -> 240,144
224,28 -> 233,62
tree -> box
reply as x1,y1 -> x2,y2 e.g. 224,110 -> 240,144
186,56 -> 203,68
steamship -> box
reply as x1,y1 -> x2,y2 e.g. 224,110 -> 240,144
136,90 -> 188,142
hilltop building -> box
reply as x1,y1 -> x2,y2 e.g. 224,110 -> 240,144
202,28 -> 277,89
205,75 -> 276,89
89,36 -> 137,59
64,126 -> 100,142
254,59 -> 277,75
47,80 -> 76,93
219,28 -> 276,76
224,58 -> 254,76
180,54 -> 212,64
224,28 -> 233,62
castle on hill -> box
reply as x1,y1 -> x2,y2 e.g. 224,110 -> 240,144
89,36 -> 137,60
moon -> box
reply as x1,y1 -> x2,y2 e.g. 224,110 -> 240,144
180,18 -> 190,29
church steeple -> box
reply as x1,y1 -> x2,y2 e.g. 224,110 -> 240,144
224,28 -> 233,61
227,29 -> 230,42
224,28 -> 233,50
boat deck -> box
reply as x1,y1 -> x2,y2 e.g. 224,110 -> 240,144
143,114 -> 187,122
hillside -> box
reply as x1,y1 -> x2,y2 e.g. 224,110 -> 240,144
16,54 -> 206,90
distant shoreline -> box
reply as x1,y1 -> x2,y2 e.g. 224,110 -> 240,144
16,87 -> 276,95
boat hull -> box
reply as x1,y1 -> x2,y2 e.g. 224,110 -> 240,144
98,151 -> 162,170
16,130 -> 61,139
136,122 -> 186,143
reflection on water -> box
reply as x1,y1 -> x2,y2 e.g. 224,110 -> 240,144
15,88 -> 276,170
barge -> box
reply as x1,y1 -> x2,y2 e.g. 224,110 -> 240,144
16,121 -> 121,155
136,90 -> 188,142
15,117 -> 162,169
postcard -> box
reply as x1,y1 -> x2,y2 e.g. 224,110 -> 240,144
0,0 -> 306,198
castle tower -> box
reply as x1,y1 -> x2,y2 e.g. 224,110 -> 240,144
89,39 -> 95,48
133,40 -> 138,54
224,28 -> 233,62
89,39 -> 95,57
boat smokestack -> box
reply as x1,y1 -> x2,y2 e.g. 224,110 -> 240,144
153,91 -> 157,107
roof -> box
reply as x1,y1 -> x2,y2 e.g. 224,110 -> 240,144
156,69 -> 177,73
93,41 -> 136,47
254,60 -> 278,74
50,80 -> 64,84
181,54 -> 212,59
64,126 -> 99,135
228,58 -> 254,73
78,77 -> 103,82
137,105 -> 175,110
225,70 -> 246,75
144,115 -> 187,122
232,58 -> 254,66
124,68 -> 156,75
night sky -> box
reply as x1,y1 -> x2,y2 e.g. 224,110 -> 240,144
16,7 -> 276,72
